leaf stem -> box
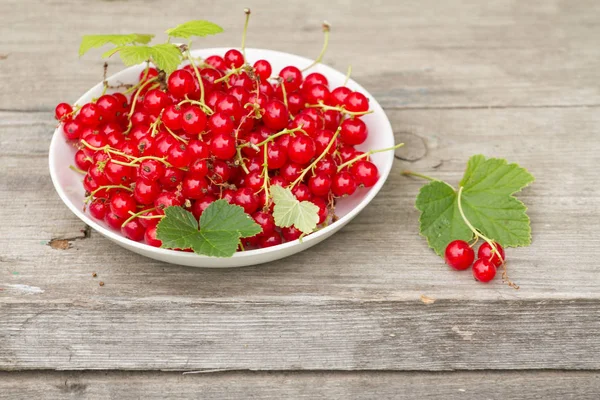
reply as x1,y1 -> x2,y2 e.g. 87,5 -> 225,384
337,143 -> 404,172
401,171 -> 437,182
302,22 -> 330,71
185,51 -> 207,105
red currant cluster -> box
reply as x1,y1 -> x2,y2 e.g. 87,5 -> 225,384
444,240 -> 506,282
55,49 -> 382,251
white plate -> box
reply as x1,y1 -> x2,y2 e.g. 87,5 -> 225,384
49,48 -> 395,267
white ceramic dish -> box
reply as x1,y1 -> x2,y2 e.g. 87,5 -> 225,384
49,48 -> 395,267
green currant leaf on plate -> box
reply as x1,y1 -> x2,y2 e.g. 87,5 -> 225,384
271,186 -> 319,235
166,20 -> 224,39
415,155 -> 534,256
156,201 -> 262,258
79,34 -> 154,57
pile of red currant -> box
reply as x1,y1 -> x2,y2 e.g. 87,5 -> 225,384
444,240 -> 506,282
54,49 -> 382,251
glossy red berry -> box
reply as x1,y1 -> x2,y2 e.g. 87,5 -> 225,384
303,72 -> 328,89
233,187 -> 260,214
105,212 -> 125,230
110,192 -> 137,219
182,176 -> 208,199
89,198 -> 108,220
134,178 -> 161,204
216,94 -> 243,122
55,103 -> 73,120
96,95 -> 119,122
206,55 -> 226,70
143,89 -> 170,117
62,119 -> 81,140
292,184 -> 312,202
253,59 -> 272,81
144,225 -> 162,247
312,197 -> 329,224
191,195 -> 216,220
444,240 -> 475,271
472,259 -> 497,282
308,173 -> 332,197
168,69 -> 195,99
477,242 -> 505,267
139,67 -> 158,82
282,226 -> 302,241
259,232 -> 283,248
208,111 -> 235,135
262,100 -> 289,130
330,86 -> 352,107
252,211 -> 275,236
265,142 -> 288,170
74,150 -> 92,170
154,191 -> 183,213
162,104 -> 183,131
314,129 -> 337,155
287,135 -> 316,164
304,84 -> 330,105
340,118 -> 368,145
181,106 -> 207,135
224,49 -> 244,68
350,160 -> 379,187
210,133 -> 236,160
79,103 -> 101,127
344,91 -> 369,112
189,159 -> 209,178
167,144 -> 191,168
160,167 -> 184,189
331,171 -> 357,197
122,218 -> 145,241
291,113 -> 318,137
279,66 -> 303,92
280,162 -> 303,182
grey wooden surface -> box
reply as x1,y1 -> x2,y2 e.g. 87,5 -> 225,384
1,0 -> 600,398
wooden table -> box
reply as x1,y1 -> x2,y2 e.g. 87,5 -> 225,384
2,0 -> 599,398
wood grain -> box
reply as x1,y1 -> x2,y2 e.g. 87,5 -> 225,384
1,371 -> 599,400
1,0 -> 599,111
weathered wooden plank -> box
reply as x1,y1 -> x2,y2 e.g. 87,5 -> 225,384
1,370 -> 599,400
1,299 -> 599,371
1,0 -> 600,110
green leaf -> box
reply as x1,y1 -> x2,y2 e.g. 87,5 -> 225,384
271,186 -> 320,235
79,34 -> 154,57
103,44 -> 183,74
156,201 -> 262,258
166,20 -> 224,39
415,155 -> 534,256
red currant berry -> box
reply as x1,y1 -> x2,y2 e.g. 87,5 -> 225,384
144,225 -> 162,247
262,100 -> 289,130
211,160 -> 232,183
189,159 -> 209,178
351,160 -> 379,187
210,133 -> 236,160
331,171 -> 357,197
122,218 -> 145,242
159,167 -> 184,189
104,160 -> 134,185
96,94 -> 119,122
472,259 -> 497,282
252,211 -> 275,236
287,92 -> 305,115
55,103 -> 72,120
110,192 -> 137,219
259,232 -> 283,248
79,103 -> 101,128
191,195 -> 217,220
168,69 -> 195,99
206,55 -> 226,70
62,119 -> 81,140
130,110 -> 149,126
228,86 -> 251,105
292,183 -> 312,202
282,226 -> 303,241
304,84 -> 330,105
253,59 -> 272,81
312,196 -> 329,224
270,175 -> 289,187
162,104 -> 183,131
75,149 -> 92,170
287,135 -> 316,164
330,86 -> 352,107
314,129 -> 337,155
216,94 -> 243,122
143,89 -> 170,116
344,91 -> 369,113
340,118 -> 368,145
139,67 -> 158,82
244,171 -> 265,191
280,162 -> 303,182
224,49 -> 244,69
278,66 -> 303,92
477,242 -> 505,267
322,110 -> 341,131
303,72 -> 328,89
308,173 -> 332,197
182,176 -> 208,200
291,113 -> 318,137
167,144 -> 191,168
188,139 -> 210,159
89,198 -> 108,220
154,191 -> 183,213
134,178 -> 161,204
208,111 -> 235,135
140,209 -> 162,228
315,156 -> 337,176
233,187 -> 259,214
181,106 -> 207,135
444,240 -> 475,270
105,212 -> 125,230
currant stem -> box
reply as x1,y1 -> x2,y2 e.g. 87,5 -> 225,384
128,78 -> 158,119
111,156 -> 173,168
163,125 -> 189,144
337,143 -> 404,172
69,165 -> 87,174
185,51 -> 206,105
80,140 -> 134,160
236,147 -> 250,174
86,184 -> 132,200
121,207 -> 158,228
178,98 -> 213,115
305,101 -> 373,116
303,22 -> 331,71
241,8 -> 251,61
260,139 -> 271,208
279,78 -> 290,110
238,126 -> 302,149
290,127 -> 341,189
214,65 -> 247,84
343,65 -> 352,86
